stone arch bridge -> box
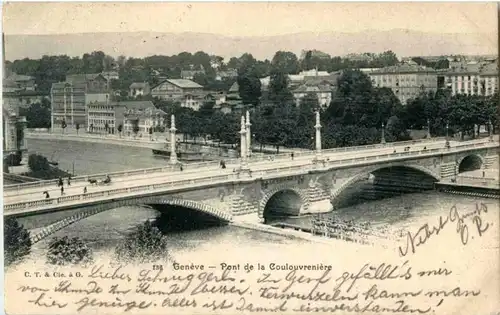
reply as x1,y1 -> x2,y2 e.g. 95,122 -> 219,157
5,140 -> 498,237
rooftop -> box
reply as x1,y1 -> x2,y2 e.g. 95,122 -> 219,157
480,62 -> 498,76
228,82 -> 239,93
129,82 -> 150,89
66,73 -> 105,83
294,81 -> 334,93
155,79 -> 203,89
6,73 -> 34,82
370,64 -> 436,74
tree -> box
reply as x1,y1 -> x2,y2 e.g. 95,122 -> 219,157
75,123 -> 80,135
271,51 -> 299,74
46,236 -> 93,266
117,124 -> 123,137
237,74 -> 262,106
61,119 -> 67,134
114,221 -> 168,264
4,217 -> 32,267
132,119 -> 140,137
28,154 -> 51,173
19,99 -> 51,129
268,69 -> 294,106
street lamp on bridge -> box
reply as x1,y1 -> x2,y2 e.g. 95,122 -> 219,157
489,119 -> 493,141
426,119 -> 431,139
380,122 -> 386,144
445,122 -> 450,149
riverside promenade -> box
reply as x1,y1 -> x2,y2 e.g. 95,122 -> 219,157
25,129 -> 310,153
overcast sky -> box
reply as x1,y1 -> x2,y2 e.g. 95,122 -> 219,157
2,2 -> 497,36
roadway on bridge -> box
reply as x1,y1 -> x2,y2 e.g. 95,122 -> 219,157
3,139 -> 457,205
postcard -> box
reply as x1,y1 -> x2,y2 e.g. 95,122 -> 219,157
2,2 -> 499,314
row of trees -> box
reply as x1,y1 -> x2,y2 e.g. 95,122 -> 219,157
153,69 -> 497,150
404,90 -> 498,138
4,218 -> 169,267
6,49 -> 401,95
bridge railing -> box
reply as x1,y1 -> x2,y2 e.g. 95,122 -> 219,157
4,140 -> 498,213
5,136 -> 495,192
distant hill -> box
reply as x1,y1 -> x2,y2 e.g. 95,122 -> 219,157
4,29 -> 497,61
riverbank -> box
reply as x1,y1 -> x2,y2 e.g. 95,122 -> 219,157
26,132 -> 160,149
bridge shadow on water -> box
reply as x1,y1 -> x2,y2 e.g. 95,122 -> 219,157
150,204 -> 228,234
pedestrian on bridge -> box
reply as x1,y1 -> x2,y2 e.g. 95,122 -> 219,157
83,186 -> 87,194
43,191 -> 50,199
67,177 -> 71,186
291,152 -> 294,160
60,186 -> 65,196
57,177 -> 63,187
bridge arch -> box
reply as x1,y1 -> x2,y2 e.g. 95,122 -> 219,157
259,186 -> 309,221
457,154 -> 484,173
24,196 -> 232,245
330,163 -> 440,204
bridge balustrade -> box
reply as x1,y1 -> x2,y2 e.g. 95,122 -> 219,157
4,140 -> 498,213
4,136 -> 485,192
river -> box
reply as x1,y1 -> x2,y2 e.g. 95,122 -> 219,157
19,139 -> 500,263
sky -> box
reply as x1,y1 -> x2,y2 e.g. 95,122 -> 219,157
2,2 -> 498,37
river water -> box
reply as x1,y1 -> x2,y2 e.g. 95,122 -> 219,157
20,138 -> 500,263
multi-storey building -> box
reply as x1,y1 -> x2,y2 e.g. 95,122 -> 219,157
480,62 -> 499,96
368,65 -> 438,104
51,73 -> 110,128
123,106 -> 167,135
87,100 -> 165,135
439,61 -> 498,96
151,79 -> 205,110
439,63 -> 482,96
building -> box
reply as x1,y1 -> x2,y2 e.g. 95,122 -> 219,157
439,63 -> 482,96
87,100 -> 165,135
480,62 -> 499,96
101,71 -> 119,81
151,79 -> 205,110
293,80 -> 335,109
215,69 -> 238,81
180,69 -> 205,80
260,69 -> 336,91
213,82 -> 244,114
2,108 -> 27,155
129,82 -> 151,97
438,61 -> 498,96
3,91 -> 50,109
2,32 -> 28,156
368,65 -> 438,104
51,73 -> 110,128
2,73 -> 36,92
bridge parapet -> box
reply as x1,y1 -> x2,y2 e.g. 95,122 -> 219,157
5,136 -> 472,192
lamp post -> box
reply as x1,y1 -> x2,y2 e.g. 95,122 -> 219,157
169,114 -> 178,164
445,122 -> 450,148
426,119 -> 431,139
381,122 -> 386,144
246,111 -> 251,158
314,110 -> 322,159
489,119 -> 493,141
239,115 -> 248,169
